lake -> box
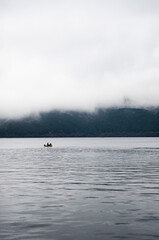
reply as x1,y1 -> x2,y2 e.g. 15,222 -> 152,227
0,137 -> 159,240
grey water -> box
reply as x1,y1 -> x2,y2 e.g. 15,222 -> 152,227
0,137 -> 159,240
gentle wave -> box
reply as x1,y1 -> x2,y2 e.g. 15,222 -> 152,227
0,137 -> 159,240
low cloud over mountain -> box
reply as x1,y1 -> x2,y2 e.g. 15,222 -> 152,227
1,0 -> 159,118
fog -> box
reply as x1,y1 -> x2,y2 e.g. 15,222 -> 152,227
1,0 -> 159,118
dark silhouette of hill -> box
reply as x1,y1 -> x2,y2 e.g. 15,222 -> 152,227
0,108 -> 159,137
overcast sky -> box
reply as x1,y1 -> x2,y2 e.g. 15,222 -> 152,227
1,0 -> 159,118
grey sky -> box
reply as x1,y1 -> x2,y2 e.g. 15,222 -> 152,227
1,0 -> 159,118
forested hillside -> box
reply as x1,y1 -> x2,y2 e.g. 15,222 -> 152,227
0,108 -> 159,137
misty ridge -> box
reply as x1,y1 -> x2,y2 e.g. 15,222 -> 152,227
1,0 -> 159,132
1,107 -> 159,138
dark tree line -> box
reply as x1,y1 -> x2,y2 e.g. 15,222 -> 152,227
0,108 -> 159,137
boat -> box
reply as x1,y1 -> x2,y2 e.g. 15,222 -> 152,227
44,143 -> 52,147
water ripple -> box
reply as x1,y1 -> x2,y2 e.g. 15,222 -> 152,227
0,137 -> 159,240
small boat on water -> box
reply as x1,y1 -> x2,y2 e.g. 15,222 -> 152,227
44,143 -> 52,147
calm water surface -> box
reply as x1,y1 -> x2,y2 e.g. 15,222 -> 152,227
0,137 -> 159,240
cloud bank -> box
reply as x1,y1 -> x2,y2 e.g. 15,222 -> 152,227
1,0 -> 159,118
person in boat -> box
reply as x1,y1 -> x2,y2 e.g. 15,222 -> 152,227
44,143 -> 52,147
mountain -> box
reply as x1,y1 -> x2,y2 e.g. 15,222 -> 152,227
0,108 -> 159,137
